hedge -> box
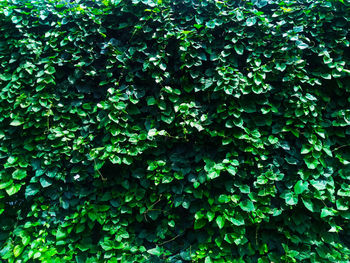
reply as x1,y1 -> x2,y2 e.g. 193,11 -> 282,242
1,0 -> 350,262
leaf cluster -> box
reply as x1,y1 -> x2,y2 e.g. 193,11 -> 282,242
1,0 -> 350,262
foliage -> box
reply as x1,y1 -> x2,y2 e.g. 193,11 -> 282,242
1,0 -> 350,262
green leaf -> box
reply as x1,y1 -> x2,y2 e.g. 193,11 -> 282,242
216,215 -> 225,229
207,211 -> 215,222
236,10 -> 244,21
0,245 -> 11,259
310,179 -> 326,190
160,114 -> 175,124
218,194 -> 230,203
40,177 -> 52,188
293,26 -> 303,33
110,155 -> 121,164
147,97 -> 157,105
323,147 -> 333,157
305,93 -> 317,101
159,63 -> 166,71
10,119 -> 23,126
246,17 -> 257,26
147,247 -> 162,256
7,156 -> 17,164
294,180 -> 308,195
296,40 -> 309,49
25,184 -> 40,198
227,166 -> 237,176
268,136 -> 278,144
45,66 -> 56,74
13,245 -> 23,258
76,224 -> 85,233
0,180 -> 13,189
194,219 -> 206,229
88,211 -> 98,221
285,192 -> 298,206
301,145 -> 312,154
230,215 -> 245,226
6,184 -> 21,196
207,170 -> 220,180
275,62 -> 287,72
239,185 -> 250,194
12,169 -> 27,180
56,228 -> 67,240
304,157 -> 318,169
206,20 -> 216,29
21,235 -> 30,246
321,208 -> 334,218
336,199 -> 348,211
0,73 -> 12,81
302,198 -> 314,212
239,199 -> 255,212
234,44 -> 244,55
182,200 -> 190,209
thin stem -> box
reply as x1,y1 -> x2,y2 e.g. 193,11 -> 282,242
157,234 -> 181,246
332,144 -> 350,152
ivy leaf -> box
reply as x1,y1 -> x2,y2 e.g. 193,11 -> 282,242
229,214 -> 245,226
10,119 -> 23,126
246,17 -> 257,26
13,245 -> 23,258
227,166 -> 237,176
1,1 -> 349,260
305,93 -> 317,101
147,247 -> 162,256
56,228 -> 67,240
304,157 -> 318,169
293,26 -> 304,33
301,145 -> 312,154
285,192 -> 298,206
216,216 -> 225,229
236,10 -> 244,21
239,199 -> 255,212
6,184 -> 21,196
275,62 -> 287,72
25,184 -> 40,198
336,199 -> 348,211
234,44 -> 244,55
294,180 -> 309,195
7,156 -> 17,164
0,180 -> 13,189
159,63 -> 166,71
310,179 -> 327,190
0,73 -> 12,81
207,170 -> 220,180
296,40 -> 309,49
207,211 -> 215,222
321,208 -> 334,218
40,177 -> 52,188
194,219 -> 206,230
12,169 -> 27,180
45,66 -> 56,74
206,20 -> 216,29
302,198 -> 314,212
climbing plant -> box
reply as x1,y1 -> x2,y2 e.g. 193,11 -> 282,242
1,0 -> 350,262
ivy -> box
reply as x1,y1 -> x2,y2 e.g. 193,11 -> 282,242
1,0 -> 350,262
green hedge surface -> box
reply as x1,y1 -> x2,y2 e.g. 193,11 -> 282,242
1,0 -> 350,262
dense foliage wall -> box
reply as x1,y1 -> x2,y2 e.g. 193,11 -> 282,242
1,0 -> 350,262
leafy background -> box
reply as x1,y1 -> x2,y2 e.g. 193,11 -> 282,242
1,0 -> 350,262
